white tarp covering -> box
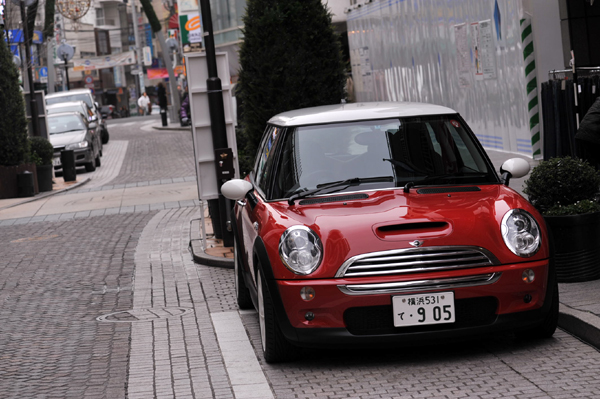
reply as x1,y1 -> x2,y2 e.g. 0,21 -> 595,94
73,51 -> 136,72
347,0 -> 534,156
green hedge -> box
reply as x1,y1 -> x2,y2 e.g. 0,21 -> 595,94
236,0 -> 347,176
0,31 -> 29,166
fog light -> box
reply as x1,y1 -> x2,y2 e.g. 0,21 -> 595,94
524,294 -> 532,303
305,311 -> 315,321
522,269 -> 535,283
300,286 -> 316,301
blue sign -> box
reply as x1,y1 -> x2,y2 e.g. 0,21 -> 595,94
144,24 -> 154,59
5,29 -> 43,44
39,66 -> 48,78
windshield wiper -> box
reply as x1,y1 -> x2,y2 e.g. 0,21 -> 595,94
403,173 -> 488,193
288,176 -> 393,205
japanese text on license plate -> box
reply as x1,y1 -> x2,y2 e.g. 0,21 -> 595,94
392,292 -> 455,327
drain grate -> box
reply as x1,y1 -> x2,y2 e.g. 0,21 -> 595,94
96,307 -> 194,322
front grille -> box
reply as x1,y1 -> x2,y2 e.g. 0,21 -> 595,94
344,297 -> 498,335
336,246 -> 499,278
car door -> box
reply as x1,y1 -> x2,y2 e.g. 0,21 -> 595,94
237,125 -> 283,287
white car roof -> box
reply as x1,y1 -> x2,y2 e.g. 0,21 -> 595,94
268,102 -> 457,127
46,89 -> 92,99
46,101 -> 88,109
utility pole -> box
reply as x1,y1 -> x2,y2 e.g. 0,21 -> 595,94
19,0 -> 39,137
199,0 -> 233,247
130,0 -> 145,96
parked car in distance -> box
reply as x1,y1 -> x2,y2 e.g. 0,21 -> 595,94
46,89 -> 110,144
222,102 -> 558,363
48,112 -> 101,173
46,101 -> 102,156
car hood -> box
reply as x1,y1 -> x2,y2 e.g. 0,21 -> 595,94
49,130 -> 87,147
262,184 -> 549,279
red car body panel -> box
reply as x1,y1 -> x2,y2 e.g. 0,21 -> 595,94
235,182 -> 551,331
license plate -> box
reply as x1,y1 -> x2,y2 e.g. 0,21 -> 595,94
392,292 -> 455,327
53,157 -> 61,166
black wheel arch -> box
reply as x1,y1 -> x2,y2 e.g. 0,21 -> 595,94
253,237 -> 300,343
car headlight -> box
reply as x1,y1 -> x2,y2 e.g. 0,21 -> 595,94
501,209 -> 541,257
66,141 -> 89,150
279,226 -> 323,275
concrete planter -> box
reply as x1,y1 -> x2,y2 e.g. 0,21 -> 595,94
544,212 -> 600,283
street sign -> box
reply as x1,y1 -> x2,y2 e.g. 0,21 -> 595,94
39,66 -> 48,78
57,43 -> 74,62
130,69 -> 142,75
143,46 -> 152,66
84,75 -> 93,84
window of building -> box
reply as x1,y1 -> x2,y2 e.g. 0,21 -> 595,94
96,8 -> 105,26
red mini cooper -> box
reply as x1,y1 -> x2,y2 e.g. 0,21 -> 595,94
222,102 -> 558,363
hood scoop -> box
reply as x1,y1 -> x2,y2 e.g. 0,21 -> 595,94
417,186 -> 481,194
299,193 -> 368,205
374,221 -> 451,241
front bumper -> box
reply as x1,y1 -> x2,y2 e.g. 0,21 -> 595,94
53,148 -> 93,171
271,260 -> 552,347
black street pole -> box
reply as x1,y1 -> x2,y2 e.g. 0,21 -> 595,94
20,0 -> 39,137
63,55 -> 70,90
199,0 -> 233,247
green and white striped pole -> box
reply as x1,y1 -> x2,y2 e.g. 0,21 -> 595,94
520,16 -> 541,159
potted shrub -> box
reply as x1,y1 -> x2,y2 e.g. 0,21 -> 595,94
524,156 -> 600,282
0,30 -> 36,199
29,136 -> 54,192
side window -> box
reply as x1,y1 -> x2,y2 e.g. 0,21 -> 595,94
254,125 -> 283,195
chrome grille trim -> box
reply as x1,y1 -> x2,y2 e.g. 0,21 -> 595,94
335,246 -> 500,278
337,273 -> 502,295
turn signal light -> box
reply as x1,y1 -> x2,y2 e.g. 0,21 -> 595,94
300,286 -> 316,301
522,269 -> 535,283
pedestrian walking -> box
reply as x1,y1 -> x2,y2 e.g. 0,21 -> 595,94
137,92 -> 150,116
158,82 -> 168,127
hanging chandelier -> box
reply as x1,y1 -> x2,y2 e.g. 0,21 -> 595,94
56,0 -> 91,21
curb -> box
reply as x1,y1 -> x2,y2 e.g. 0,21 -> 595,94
0,177 -> 91,211
190,239 -> 234,269
189,218 -> 234,269
152,125 -> 191,131
558,303 -> 600,349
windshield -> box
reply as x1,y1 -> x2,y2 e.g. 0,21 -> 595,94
47,94 -> 93,108
48,115 -> 86,134
271,116 -> 496,199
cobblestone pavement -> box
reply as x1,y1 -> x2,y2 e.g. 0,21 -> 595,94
0,212 -> 154,398
3,119 -> 600,398
104,118 -> 196,185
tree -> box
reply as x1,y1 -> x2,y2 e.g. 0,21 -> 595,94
0,30 -> 30,166
236,0 -> 347,175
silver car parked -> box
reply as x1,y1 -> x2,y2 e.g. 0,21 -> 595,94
48,112 -> 101,173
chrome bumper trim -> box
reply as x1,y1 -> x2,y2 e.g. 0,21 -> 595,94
337,272 -> 502,296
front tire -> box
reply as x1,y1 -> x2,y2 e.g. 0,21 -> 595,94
257,269 -> 298,363
85,156 -> 97,172
101,128 -> 109,144
234,238 -> 253,310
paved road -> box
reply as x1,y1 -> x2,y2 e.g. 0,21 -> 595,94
1,117 -> 600,398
